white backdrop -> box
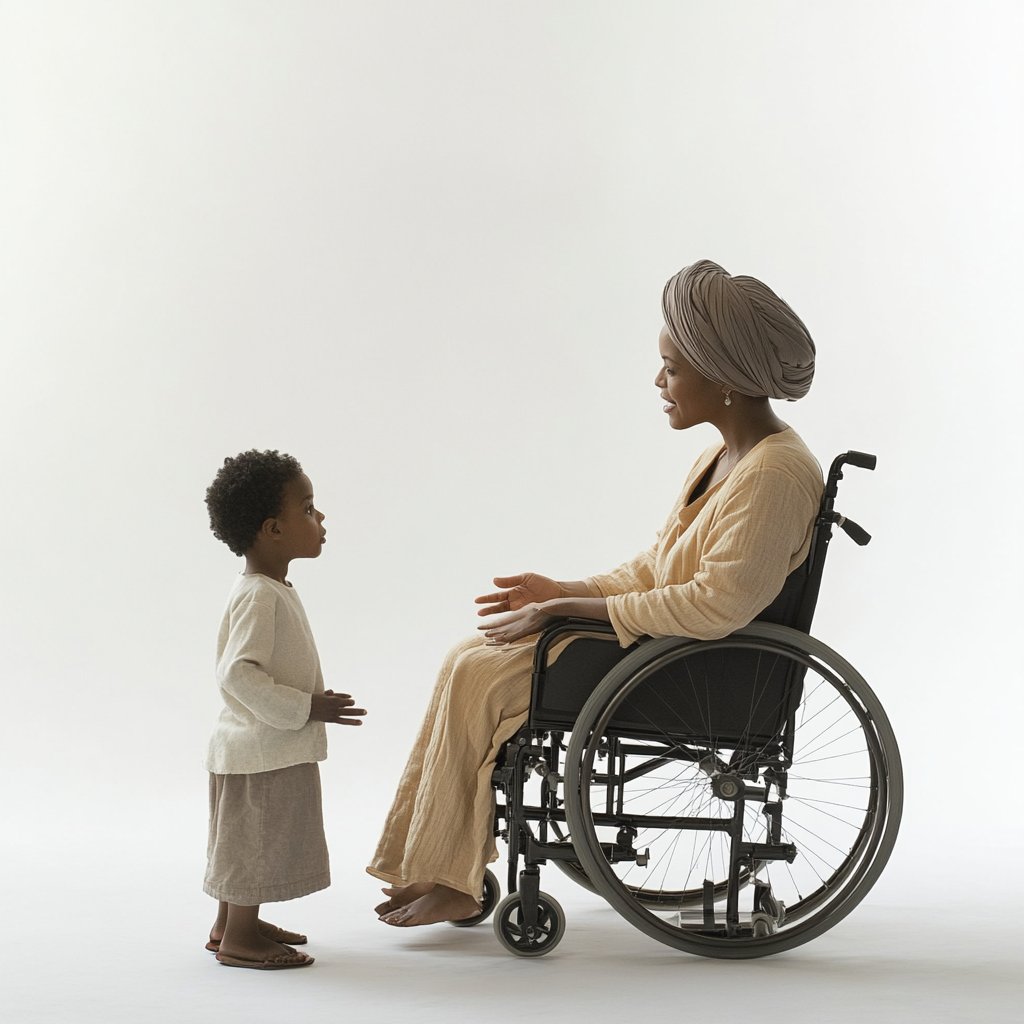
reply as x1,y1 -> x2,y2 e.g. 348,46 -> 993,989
2,0 -> 1022,910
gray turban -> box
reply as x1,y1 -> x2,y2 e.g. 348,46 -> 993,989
661,260 -> 815,401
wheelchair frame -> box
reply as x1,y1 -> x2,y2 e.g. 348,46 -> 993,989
464,451 -> 902,958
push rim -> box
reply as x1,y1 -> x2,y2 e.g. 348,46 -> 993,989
564,623 -> 902,959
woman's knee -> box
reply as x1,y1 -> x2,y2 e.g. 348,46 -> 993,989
449,642 -> 532,711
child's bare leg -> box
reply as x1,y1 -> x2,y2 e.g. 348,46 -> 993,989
379,885 -> 480,927
211,901 -> 229,940
209,901 -> 307,947
218,904 -> 312,963
373,882 -> 434,917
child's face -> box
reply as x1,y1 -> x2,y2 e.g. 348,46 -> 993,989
274,473 -> 326,559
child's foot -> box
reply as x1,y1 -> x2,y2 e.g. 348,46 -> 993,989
373,882 -> 433,917
206,920 -> 307,952
379,885 -> 481,927
216,934 -> 311,966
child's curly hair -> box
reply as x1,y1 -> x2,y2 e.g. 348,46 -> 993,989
205,449 -> 303,556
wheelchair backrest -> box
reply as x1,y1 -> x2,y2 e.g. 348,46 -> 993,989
755,449 -> 875,635
530,451 -> 875,753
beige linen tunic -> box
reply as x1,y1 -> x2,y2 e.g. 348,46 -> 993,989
367,428 -> 822,898
206,573 -> 327,775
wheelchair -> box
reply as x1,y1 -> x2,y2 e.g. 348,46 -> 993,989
458,450 -> 902,959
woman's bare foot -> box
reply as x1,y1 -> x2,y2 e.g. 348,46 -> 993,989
379,884 -> 480,927
373,882 -> 433,917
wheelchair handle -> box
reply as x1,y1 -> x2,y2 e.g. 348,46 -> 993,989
845,451 -> 877,471
823,451 -> 877,507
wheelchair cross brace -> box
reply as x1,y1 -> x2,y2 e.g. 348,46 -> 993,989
494,724 -> 798,937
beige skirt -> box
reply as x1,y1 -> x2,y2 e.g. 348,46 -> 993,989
204,762 -> 330,906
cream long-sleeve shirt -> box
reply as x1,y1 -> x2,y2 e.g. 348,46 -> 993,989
584,428 -> 823,646
204,573 -> 328,775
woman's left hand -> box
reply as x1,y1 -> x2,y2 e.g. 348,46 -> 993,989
478,602 -> 555,646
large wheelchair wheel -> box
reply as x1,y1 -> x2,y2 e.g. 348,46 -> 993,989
563,622 -> 902,959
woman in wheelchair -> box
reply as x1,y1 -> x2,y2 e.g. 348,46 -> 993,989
369,259 -> 823,929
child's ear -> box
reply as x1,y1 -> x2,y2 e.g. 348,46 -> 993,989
259,517 -> 282,540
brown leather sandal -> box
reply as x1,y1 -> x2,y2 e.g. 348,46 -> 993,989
215,949 -> 314,970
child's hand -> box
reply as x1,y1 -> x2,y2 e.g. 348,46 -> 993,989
308,690 -> 367,726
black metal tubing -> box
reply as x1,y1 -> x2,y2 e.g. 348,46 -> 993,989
511,796 -> 734,834
621,755 -> 677,784
524,837 -> 580,862
726,797 -> 746,933
519,868 -> 540,928
789,449 -> 876,635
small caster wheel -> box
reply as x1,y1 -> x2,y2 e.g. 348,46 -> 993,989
493,890 -> 566,957
449,869 -> 500,927
750,912 -> 775,938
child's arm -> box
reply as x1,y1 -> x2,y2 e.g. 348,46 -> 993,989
308,690 -> 367,726
218,595 -> 318,730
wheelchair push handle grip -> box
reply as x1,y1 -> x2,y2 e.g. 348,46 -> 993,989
844,451 -> 877,471
823,451 -> 877,506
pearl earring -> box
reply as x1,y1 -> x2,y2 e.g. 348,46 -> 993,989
724,391 -> 732,406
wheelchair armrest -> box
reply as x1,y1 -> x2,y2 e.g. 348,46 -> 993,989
529,618 -> 631,731
532,617 -> 619,676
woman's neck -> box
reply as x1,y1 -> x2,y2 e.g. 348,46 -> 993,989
714,400 -> 789,473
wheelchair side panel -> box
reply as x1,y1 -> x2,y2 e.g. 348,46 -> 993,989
530,636 -> 638,730
532,633 -> 803,750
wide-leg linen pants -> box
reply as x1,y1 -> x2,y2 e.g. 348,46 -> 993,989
367,633 -> 539,899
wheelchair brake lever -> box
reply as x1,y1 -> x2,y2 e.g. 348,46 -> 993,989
832,513 -> 871,546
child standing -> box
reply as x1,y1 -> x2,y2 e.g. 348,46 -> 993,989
202,449 -> 366,970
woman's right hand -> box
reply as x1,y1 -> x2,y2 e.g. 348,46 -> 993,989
475,573 -> 562,617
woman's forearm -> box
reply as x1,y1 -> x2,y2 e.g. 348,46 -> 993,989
541,596 -> 610,622
557,580 -> 595,599
478,587 -> 610,646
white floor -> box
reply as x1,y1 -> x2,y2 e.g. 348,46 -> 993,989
3,850 -> 1021,1024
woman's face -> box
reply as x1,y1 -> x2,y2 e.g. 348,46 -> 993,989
655,327 -> 724,430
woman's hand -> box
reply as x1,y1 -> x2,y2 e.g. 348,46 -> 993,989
478,602 -> 557,646
308,690 -> 367,726
475,576 -> 607,645
474,573 -> 562,617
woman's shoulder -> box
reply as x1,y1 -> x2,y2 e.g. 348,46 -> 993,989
735,428 -> 823,493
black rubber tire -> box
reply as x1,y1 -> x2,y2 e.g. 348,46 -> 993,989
492,890 -> 566,957
552,857 -> 598,894
449,869 -> 500,927
564,623 -> 903,959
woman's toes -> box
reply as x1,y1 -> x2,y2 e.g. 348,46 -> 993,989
374,882 -> 433,914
